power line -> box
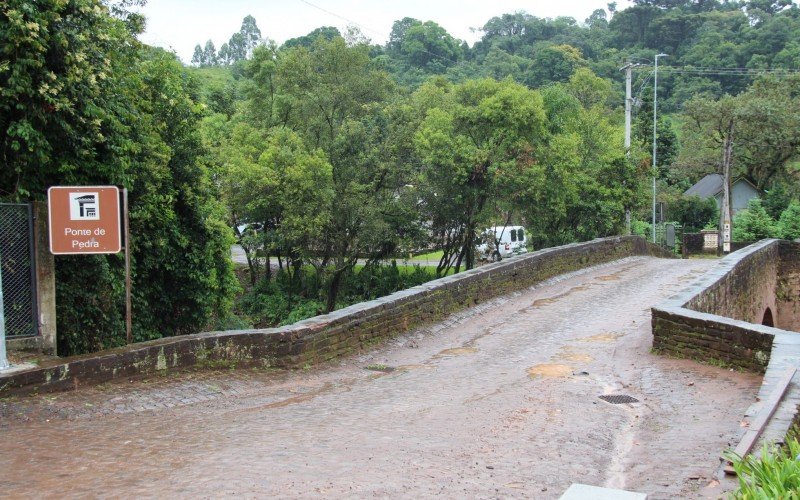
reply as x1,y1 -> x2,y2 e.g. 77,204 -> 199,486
637,64 -> 800,77
298,0 -> 387,40
297,0 -> 463,67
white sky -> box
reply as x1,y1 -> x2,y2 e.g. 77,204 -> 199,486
137,0 -> 632,64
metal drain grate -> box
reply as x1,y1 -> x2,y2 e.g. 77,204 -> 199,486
599,394 -> 639,404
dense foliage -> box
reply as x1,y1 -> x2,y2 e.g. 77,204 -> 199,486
1,0 -> 237,354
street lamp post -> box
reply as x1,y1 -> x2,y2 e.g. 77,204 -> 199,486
652,53 -> 668,244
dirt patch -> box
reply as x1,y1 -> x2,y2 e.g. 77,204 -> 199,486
561,353 -> 593,363
527,364 -> 573,378
576,332 -> 624,343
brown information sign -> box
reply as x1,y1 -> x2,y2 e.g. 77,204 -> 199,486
48,186 -> 122,254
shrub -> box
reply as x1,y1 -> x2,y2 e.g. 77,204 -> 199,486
728,438 -> 800,499
669,196 -> 719,233
631,220 -> 651,238
732,199 -> 779,242
778,201 -> 800,240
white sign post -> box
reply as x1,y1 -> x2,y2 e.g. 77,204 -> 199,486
0,254 -> 10,370
723,223 -> 731,253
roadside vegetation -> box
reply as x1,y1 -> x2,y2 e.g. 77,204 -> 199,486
2,0 -> 800,352
729,436 -> 800,499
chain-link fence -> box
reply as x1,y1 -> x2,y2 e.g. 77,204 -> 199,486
0,203 -> 38,338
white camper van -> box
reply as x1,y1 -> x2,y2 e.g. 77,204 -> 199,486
476,226 -> 528,261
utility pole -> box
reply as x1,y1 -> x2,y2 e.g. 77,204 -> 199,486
621,61 -> 643,235
0,253 -> 9,370
720,118 -> 734,254
652,53 -> 668,244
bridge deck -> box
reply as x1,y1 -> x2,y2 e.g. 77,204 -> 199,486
0,257 -> 760,498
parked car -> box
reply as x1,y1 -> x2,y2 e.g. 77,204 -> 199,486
476,226 -> 528,261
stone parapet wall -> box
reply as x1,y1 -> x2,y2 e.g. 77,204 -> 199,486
684,240 -> 779,325
652,307 -> 775,372
653,238 -> 800,368
652,239 -> 800,456
777,242 -> 800,331
652,239 -> 788,372
1,236 -> 670,396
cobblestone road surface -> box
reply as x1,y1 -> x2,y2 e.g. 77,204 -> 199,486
0,257 -> 760,498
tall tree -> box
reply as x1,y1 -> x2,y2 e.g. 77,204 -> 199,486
413,78 -> 548,273
202,39 -> 218,66
682,94 -> 739,251
277,35 -> 395,311
191,44 -> 204,66
239,14 -> 262,56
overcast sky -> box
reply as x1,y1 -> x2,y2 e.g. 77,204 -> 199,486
137,0 -> 632,64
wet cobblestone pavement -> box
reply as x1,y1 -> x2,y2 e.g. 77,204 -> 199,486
0,257 -> 760,498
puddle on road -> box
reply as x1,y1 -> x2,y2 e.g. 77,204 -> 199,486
532,298 -> 557,307
527,364 -> 572,378
576,332 -> 624,343
437,347 -> 478,357
596,274 -> 621,282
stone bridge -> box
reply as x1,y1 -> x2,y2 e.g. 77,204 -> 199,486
1,236 -> 798,498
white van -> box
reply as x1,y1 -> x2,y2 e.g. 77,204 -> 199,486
476,226 -> 528,261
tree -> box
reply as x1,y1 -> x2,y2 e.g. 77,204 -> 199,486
635,91 -> 679,178
220,124 -> 334,286
239,14 -> 262,56
521,82 -> 636,248
191,44 -> 204,66
778,200 -> 800,239
763,183 -> 793,219
734,75 -> 800,189
283,26 -> 341,49
226,32 -> 247,63
681,94 -> 739,251
564,67 -> 613,109
586,9 -> 609,29
202,39 -> 218,66
732,198 -> 779,241
127,48 -> 238,341
527,44 -> 586,87
218,43 -> 231,65
669,196 -> 719,232
1,0 -> 135,200
277,36 -> 395,311
387,18 -> 463,74
413,78 -> 548,273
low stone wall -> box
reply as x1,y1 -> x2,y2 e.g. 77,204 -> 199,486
0,236 -> 670,396
652,239 -> 791,372
682,233 -> 705,256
